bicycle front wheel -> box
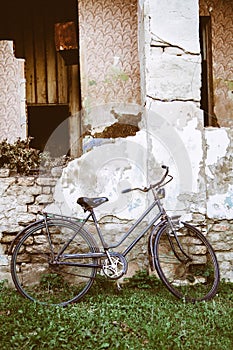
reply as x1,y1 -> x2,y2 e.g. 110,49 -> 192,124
154,222 -> 220,302
11,219 -> 98,306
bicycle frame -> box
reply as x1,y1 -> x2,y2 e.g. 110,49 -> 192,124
10,164 -> 220,305
44,190 -> 169,266
41,164 -> 192,269
90,198 -> 166,256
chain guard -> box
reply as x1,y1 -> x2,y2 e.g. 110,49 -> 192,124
102,252 -> 128,279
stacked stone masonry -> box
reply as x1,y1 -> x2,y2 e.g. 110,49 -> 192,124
207,220 -> 233,282
0,167 -> 233,284
0,168 -> 61,285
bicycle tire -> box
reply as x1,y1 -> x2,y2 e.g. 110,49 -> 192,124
154,222 -> 220,302
11,218 -> 99,306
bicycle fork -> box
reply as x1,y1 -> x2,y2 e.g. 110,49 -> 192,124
148,217 -> 192,272
166,216 -> 192,263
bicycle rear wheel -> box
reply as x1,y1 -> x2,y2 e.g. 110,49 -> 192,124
154,222 -> 220,302
11,219 -> 99,306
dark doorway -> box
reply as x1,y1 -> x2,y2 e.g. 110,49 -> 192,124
28,105 -> 70,156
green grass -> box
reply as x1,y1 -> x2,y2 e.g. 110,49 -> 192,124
0,274 -> 232,350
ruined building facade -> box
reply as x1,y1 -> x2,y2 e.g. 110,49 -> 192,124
0,0 -> 233,282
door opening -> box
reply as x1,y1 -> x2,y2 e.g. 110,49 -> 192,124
28,105 -> 70,156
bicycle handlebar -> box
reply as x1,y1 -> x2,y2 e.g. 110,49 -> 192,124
121,165 -> 172,194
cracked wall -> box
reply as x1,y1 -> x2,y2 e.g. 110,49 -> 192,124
144,0 -> 233,280
57,0 -> 232,278
1,0 -> 232,282
144,0 -> 204,215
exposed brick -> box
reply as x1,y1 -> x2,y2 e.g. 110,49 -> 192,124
42,186 -> 51,194
16,205 -> 28,213
17,194 -> 35,204
212,223 -> 230,232
26,186 -> 43,196
16,177 -> 35,186
1,171 -> 233,284
28,204 -> 44,214
36,177 -> 57,186
35,194 -> 53,204
17,213 -> 37,225
51,166 -> 63,178
216,252 -> 233,262
0,169 -> 10,178
1,234 -> 16,243
211,242 -> 231,251
0,178 -> 16,196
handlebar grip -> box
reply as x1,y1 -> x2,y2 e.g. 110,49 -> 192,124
121,188 -> 132,194
162,165 -> 168,169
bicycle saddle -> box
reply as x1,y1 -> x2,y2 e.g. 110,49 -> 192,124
77,197 -> 108,211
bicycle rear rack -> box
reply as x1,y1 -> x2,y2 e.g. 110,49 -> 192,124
40,211 -> 85,223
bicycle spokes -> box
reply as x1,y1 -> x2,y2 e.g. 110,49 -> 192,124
154,224 -> 219,301
11,219 -> 98,306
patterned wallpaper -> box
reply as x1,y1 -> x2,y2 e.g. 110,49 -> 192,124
200,0 -> 233,127
78,0 -> 141,110
0,41 -> 26,143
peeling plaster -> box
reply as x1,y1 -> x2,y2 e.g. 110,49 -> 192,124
147,0 -> 200,53
46,134 -> 149,221
205,129 -> 230,180
146,52 -> 201,102
48,100 -> 204,222
205,128 -> 233,220
82,103 -> 143,134
147,101 -> 203,195
205,129 -> 230,166
85,123 -> 139,139
207,186 -> 233,220
83,110 -> 142,139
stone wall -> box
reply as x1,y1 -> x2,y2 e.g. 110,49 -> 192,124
0,168 -> 61,284
205,127 -> 233,281
207,219 -> 233,282
0,0 -> 232,285
0,156 -> 232,284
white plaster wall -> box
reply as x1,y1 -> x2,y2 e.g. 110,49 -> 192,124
48,0 -> 204,221
205,128 -> 233,220
48,135 -> 149,221
147,101 -> 204,194
143,0 -> 204,218
146,51 -> 201,101
145,0 -> 200,53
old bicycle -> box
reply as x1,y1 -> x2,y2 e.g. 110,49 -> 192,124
10,165 -> 220,306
